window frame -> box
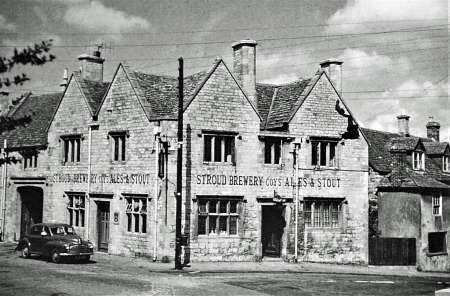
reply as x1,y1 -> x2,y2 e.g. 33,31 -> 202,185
21,150 -> 38,170
66,192 -> 86,227
443,156 -> 449,172
304,198 -> 344,229
310,138 -> 339,168
61,135 -> 82,164
202,131 -> 237,165
432,195 -> 442,216
109,131 -> 128,163
124,194 -> 148,234
412,151 -> 425,170
196,196 -> 241,237
427,231 -> 447,256
264,137 -> 283,165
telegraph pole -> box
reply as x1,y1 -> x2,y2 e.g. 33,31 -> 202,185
175,57 -> 183,270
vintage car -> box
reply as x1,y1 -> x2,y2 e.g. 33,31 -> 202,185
17,223 -> 94,263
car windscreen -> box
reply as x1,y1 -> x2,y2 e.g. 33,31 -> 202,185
50,226 -> 66,235
64,226 -> 75,234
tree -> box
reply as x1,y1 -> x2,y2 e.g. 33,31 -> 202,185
0,39 -> 55,133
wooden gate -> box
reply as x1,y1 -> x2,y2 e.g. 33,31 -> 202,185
369,237 -> 416,265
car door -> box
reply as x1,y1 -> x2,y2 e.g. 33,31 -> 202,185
28,225 -> 42,253
37,226 -> 53,254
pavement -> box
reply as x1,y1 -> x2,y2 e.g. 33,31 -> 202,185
2,241 -> 449,296
2,241 -> 449,279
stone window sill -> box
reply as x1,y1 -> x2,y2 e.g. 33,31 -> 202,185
426,251 -> 448,257
197,234 -> 240,239
202,161 -> 235,166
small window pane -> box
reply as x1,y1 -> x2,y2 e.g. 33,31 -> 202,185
209,200 -> 217,213
198,216 -> 207,235
229,216 -> 238,235
204,135 -> 212,162
219,201 -> 227,213
230,201 -> 237,213
320,143 -> 327,166
219,216 -> 227,233
209,216 -> 217,234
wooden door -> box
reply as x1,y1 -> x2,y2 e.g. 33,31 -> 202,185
97,202 -> 110,252
262,205 -> 285,257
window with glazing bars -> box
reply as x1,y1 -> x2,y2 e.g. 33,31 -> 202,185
443,156 -> 449,172
264,138 -> 282,164
110,132 -> 126,161
432,195 -> 442,216
67,193 -> 85,227
197,198 -> 240,236
22,151 -> 38,169
62,136 -> 81,163
311,140 -> 337,167
412,151 -> 425,170
203,134 -> 235,164
125,196 -> 147,233
304,199 -> 342,228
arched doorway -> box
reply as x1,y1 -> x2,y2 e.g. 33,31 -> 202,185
18,187 -> 43,238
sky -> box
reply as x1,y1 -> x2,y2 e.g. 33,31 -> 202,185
0,0 -> 448,141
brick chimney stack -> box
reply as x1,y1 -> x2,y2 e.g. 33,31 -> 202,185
232,39 -> 257,106
426,117 -> 440,142
397,114 -> 410,137
320,59 -> 343,94
77,47 -> 104,82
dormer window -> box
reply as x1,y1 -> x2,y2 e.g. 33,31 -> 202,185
443,156 -> 449,172
412,151 -> 425,170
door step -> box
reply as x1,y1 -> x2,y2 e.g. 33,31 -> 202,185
263,256 -> 283,262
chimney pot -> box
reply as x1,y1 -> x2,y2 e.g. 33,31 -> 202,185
397,114 -> 410,137
320,59 -> 343,94
426,117 -> 440,142
232,39 -> 257,107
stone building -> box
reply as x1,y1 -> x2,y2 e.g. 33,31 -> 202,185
0,40 -> 369,264
363,116 -> 450,272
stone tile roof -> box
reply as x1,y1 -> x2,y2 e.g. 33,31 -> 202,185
126,68 -> 209,120
362,127 -> 450,185
423,142 -> 449,155
256,78 -> 312,130
389,137 -> 421,152
0,92 -> 62,149
74,72 -> 110,115
378,165 -> 450,189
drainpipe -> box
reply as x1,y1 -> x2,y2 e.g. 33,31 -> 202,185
294,143 -> 299,262
1,139 -> 7,241
85,125 -> 93,241
153,125 -> 160,261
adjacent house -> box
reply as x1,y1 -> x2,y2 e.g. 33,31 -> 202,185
364,116 -> 450,272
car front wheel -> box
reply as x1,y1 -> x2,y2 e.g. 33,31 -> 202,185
80,255 -> 90,263
50,250 -> 61,264
21,246 -> 30,259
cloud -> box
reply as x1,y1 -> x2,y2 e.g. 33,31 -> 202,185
337,48 -> 395,78
327,0 -> 447,33
362,78 -> 450,141
0,15 -> 16,31
64,1 -> 150,37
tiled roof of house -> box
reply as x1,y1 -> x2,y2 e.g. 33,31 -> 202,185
126,68 -> 210,120
389,137 -> 421,152
362,127 -> 450,185
378,165 -> 450,189
255,77 -> 313,130
74,72 -> 110,115
0,92 -> 62,149
423,141 -> 449,155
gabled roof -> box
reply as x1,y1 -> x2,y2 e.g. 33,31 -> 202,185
362,127 -> 450,184
390,137 -> 423,152
121,59 -> 262,121
423,141 -> 450,155
378,165 -> 450,189
73,72 -> 110,115
0,92 -> 62,149
260,78 -> 311,130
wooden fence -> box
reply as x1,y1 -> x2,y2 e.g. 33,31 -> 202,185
369,237 -> 416,265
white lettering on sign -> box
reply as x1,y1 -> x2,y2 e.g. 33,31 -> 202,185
50,173 -> 152,185
195,174 -> 340,188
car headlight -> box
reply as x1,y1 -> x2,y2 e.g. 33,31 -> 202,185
87,241 -> 95,249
